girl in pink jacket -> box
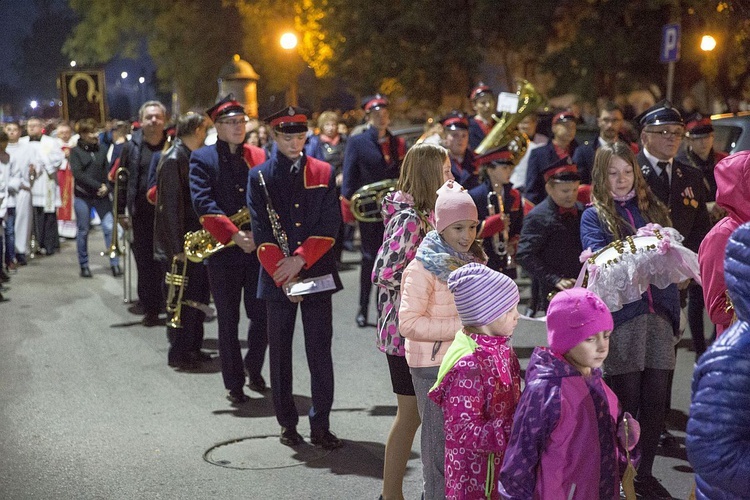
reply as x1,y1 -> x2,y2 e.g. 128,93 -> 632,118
428,263 -> 522,499
400,180 -> 486,499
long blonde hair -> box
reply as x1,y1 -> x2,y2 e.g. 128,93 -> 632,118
397,143 -> 448,213
591,142 -> 671,240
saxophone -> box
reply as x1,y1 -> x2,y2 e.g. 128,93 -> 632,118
183,208 -> 251,263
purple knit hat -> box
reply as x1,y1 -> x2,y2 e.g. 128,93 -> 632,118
435,180 -> 478,233
546,288 -> 614,354
448,263 -> 519,327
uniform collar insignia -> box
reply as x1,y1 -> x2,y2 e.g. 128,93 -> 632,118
287,106 -> 295,115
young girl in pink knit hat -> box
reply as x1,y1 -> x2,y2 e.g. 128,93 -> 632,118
499,288 -> 639,500
428,263 -> 522,499
399,179 -> 487,499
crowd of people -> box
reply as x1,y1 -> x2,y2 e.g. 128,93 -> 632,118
1,82 -> 748,500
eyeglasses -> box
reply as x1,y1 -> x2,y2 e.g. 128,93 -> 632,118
217,118 -> 248,126
644,129 -> 684,138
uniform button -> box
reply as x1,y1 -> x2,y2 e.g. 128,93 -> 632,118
297,241 -> 302,245
239,188 -> 245,193
294,203 -> 300,208
295,222 -> 301,227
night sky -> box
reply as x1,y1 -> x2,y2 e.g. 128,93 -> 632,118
0,1 -> 38,88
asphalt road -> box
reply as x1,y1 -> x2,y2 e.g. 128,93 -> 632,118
0,231 -> 701,499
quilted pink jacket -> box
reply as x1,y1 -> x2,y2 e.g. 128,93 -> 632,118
399,259 -> 462,367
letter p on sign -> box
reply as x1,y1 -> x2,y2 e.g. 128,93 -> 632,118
661,24 -> 681,63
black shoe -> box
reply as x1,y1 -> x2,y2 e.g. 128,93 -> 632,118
142,313 -> 164,327
0,269 -> 9,283
356,307 -> 367,327
227,389 -> 250,404
280,427 -> 304,447
80,266 -> 93,278
659,429 -> 679,449
168,357 -> 200,371
111,265 -> 123,277
633,475 -> 672,499
193,350 -> 213,362
16,255 -> 27,266
310,429 -> 343,450
247,375 -> 268,393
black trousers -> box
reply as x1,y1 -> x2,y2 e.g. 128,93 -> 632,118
166,259 -> 210,363
33,207 -> 58,254
131,200 -> 164,316
207,249 -> 267,392
358,220 -> 385,311
267,293 -> 334,432
606,369 -> 671,478
687,281 -> 707,356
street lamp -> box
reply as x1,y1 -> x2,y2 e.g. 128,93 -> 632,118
280,32 -> 299,106
30,100 -> 38,110
70,60 -> 76,68
138,76 -> 145,84
700,34 -> 718,114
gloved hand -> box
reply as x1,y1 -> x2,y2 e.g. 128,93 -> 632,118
617,412 -> 640,451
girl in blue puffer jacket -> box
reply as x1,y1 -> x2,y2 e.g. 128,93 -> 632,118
687,221 -> 750,499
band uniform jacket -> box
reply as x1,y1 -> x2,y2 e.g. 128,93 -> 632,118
451,150 -> 480,191
341,125 -> 404,200
154,138 -> 200,263
248,152 -> 343,302
189,141 -> 265,262
524,139 -> 590,206
638,151 -> 711,253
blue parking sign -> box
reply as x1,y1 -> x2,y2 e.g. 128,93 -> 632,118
661,23 -> 681,63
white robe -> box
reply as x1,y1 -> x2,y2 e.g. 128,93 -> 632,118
19,135 -> 64,213
6,142 -> 37,255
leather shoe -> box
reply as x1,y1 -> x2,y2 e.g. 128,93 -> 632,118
633,474 -> 672,499
356,307 -> 367,328
193,350 -> 213,362
142,313 -> 164,327
659,429 -> 679,449
227,389 -> 250,404
280,427 -> 304,447
80,266 -> 93,278
111,265 -> 123,277
247,375 -> 268,393
310,429 -> 343,450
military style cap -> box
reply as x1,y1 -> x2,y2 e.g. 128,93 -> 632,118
469,83 -> 493,101
635,99 -> 684,128
264,105 -> 309,134
543,155 -> 580,182
361,94 -> 389,112
206,94 -> 246,122
686,116 -> 713,137
440,111 -> 469,131
552,111 -> 576,125
474,147 -> 514,168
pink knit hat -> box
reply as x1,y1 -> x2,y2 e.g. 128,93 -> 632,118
448,263 -> 519,327
546,288 -> 613,354
435,180 -> 478,233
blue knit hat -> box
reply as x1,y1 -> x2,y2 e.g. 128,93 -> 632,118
448,263 -> 519,327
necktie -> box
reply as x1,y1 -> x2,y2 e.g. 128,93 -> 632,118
558,206 -> 577,217
657,161 -> 669,186
290,158 -> 301,174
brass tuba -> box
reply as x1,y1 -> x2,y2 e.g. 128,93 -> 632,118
474,79 -> 546,160
183,208 -> 251,263
350,178 -> 397,223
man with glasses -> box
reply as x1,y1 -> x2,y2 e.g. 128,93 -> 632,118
189,95 -> 268,404
636,100 -> 711,480
591,101 -> 639,153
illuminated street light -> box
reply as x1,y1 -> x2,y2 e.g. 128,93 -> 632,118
70,60 -> 76,67
701,35 -> 717,52
280,32 -> 298,50
138,76 -> 145,84
121,71 -> 128,79
30,100 -> 38,109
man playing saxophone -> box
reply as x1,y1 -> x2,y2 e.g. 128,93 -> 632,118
154,112 -> 211,371
189,95 -> 269,404
248,105 -> 343,450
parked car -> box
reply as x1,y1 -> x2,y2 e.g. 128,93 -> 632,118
712,111 -> 750,154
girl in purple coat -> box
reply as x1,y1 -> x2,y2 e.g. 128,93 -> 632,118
499,288 -> 639,499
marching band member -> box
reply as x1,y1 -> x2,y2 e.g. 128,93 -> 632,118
154,112 -> 211,370
441,111 -> 480,190
469,147 -> 523,278
189,95 -> 268,404
342,94 -> 405,328
467,83 -> 496,151
117,101 -> 168,326
248,105 -> 343,450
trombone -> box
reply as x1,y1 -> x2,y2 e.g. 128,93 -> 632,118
108,166 -> 133,303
